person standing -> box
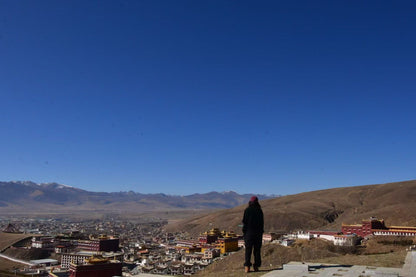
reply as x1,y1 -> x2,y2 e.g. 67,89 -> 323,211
242,196 -> 264,273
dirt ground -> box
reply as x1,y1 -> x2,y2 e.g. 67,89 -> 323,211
196,238 -> 410,277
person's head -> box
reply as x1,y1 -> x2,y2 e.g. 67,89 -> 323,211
248,195 -> 260,208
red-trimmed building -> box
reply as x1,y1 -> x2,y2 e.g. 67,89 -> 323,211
68,257 -> 122,277
342,217 -> 416,238
77,236 -> 119,252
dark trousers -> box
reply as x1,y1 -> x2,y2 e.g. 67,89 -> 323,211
244,234 -> 262,267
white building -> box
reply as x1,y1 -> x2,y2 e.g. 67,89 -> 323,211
297,231 -> 312,240
203,248 -> 220,259
31,237 -> 54,249
333,234 -> 359,246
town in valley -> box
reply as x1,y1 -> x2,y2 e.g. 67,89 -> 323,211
1,214 -> 416,277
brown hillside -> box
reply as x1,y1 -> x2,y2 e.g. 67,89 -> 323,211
0,232 -> 32,251
166,180 -> 416,236
0,232 -> 34,272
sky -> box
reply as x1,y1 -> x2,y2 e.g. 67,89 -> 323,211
1,1 -> 416,195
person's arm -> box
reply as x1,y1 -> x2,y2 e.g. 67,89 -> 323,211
242,209 -> 248,235
260,209 -> 264,234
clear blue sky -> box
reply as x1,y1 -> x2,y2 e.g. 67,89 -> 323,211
1,1 -> 416,195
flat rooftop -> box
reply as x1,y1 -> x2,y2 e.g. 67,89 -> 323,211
29,258 -> 58,264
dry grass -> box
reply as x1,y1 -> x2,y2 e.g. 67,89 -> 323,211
0,258 -> 25,272
0,232 -> 32,251
307,250 -> 407,268
196,240 -> 339,277
196,238 -> 409,277
321,236 -> 412,268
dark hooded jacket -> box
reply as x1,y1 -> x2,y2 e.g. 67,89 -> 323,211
242,202 -> 264,237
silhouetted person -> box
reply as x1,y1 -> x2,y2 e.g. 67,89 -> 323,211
242,196 -> 264,273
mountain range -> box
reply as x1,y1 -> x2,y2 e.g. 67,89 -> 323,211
0,181 -> 275,214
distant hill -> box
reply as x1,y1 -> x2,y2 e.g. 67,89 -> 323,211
166,180 -> 416,236
0,181 -> 275,214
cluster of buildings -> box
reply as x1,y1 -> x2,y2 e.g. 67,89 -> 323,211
50,229 -> 237,276
25,235 -> 123,277
1,217 -> 246,276
2,216 -> 416,276
120,228 -> 241,275
285,217 -> 416,247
